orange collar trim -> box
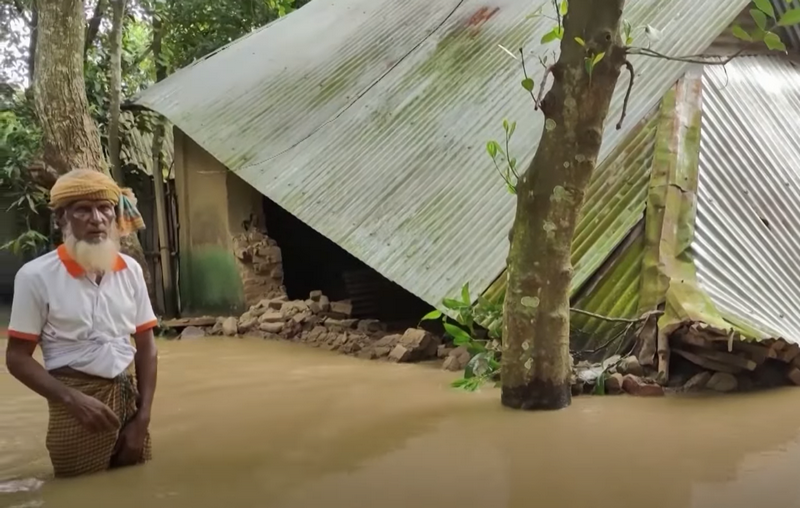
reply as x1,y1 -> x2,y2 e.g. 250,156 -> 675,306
56,244 -> 127,277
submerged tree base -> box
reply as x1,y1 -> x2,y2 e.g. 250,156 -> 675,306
501,379 -> 571,410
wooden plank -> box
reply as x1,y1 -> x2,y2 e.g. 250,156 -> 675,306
693,348 -> 758,371
162,317 -> 217,328
676,333 -> 715,349
672,349 -> 743,374
732,341 -> 776,364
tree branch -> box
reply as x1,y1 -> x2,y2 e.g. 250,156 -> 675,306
616,60 -> 635,130
627,47 -> 744,66
519,48 -> 537,107
85,0 -> 109,55
570,307 -> 663,324
536,65 -> 554,110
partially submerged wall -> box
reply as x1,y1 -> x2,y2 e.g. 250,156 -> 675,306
174,128 -> 284,314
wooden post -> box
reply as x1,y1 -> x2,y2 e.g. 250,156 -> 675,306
152,120 -> 175,316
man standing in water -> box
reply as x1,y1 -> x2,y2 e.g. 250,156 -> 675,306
4,169 -> 158,478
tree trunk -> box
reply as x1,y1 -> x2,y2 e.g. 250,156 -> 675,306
501,0 -> 627,410
33,0 -> 106,175
32,0 -> 154,298
28,6 -> 38,84
108,0 -> 126,183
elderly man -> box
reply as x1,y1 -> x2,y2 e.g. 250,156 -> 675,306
4,169 -> 158,478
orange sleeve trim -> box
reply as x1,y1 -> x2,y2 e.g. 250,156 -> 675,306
135,320 -> 158,334
7,330 -> 40,342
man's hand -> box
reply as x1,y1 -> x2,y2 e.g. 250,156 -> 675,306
111,416 -> 149,467
64,390 -> 120,433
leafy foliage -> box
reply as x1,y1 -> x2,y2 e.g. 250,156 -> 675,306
0,87 -> 51,256
421,283 -> 503,391
0,0 -> 311,254
730,0 -> 800,51
155,0 -> 304,72
486,119 -> 520,195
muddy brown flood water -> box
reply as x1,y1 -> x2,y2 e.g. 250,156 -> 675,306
4,337 -> 800,508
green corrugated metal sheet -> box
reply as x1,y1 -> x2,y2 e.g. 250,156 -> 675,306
482,106 -> 660,305
570,222 -> 645,352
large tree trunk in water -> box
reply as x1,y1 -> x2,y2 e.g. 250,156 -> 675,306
501,0 -> 627,410
32,0 -> 154,298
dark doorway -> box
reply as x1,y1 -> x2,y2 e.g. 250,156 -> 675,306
262,197 -> 432,328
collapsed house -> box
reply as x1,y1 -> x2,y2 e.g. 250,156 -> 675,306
131,0 -> 800,386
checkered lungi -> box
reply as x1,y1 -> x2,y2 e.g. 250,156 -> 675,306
46,370 -> 152,478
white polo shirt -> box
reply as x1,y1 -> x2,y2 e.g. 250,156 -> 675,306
7,244 -> 158,379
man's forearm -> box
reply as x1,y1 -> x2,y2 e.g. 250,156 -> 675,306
6,351 -> 75,405
132,333 -> 157,422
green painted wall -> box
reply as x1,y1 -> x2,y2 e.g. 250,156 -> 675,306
180,247 -> 246,314
174,128 -> 253,315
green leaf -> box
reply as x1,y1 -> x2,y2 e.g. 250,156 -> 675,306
502,119 -> 509,133
559,0 -> 568,16
593,52 -> 605,65
585,59 -> 593,76
467,342 -> 487,355
574,37 -> 585,46
486,141 -> 498,159
625,36 -> 634,46
753,0 -> 775,18
593,372 -> 607,395
541,28 -> 559,44
442,298 -> 470,310
506,182 -> 517,195
521,77 -> 535,92
443,322 -> 472,345
451,378 -> 469,388
750,8 -> 768,30
764,31 -> 787,51
509,121 -> 517,138
420,309 -> 442,321
778,7 -> 800,25
751,27 -> 767,41
731,24 -> 753,41
461,282 -> 471,304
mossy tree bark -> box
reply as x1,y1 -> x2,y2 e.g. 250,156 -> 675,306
32,0 -> 153,297
501,0 -> 627,410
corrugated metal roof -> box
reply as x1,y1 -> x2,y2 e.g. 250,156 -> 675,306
484,105 -> 659,303
134,0 -> 750,309
694,55 -> 800,342
119,112 -> 175,178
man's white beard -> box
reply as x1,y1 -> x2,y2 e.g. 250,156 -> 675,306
63,224 -> 121,274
